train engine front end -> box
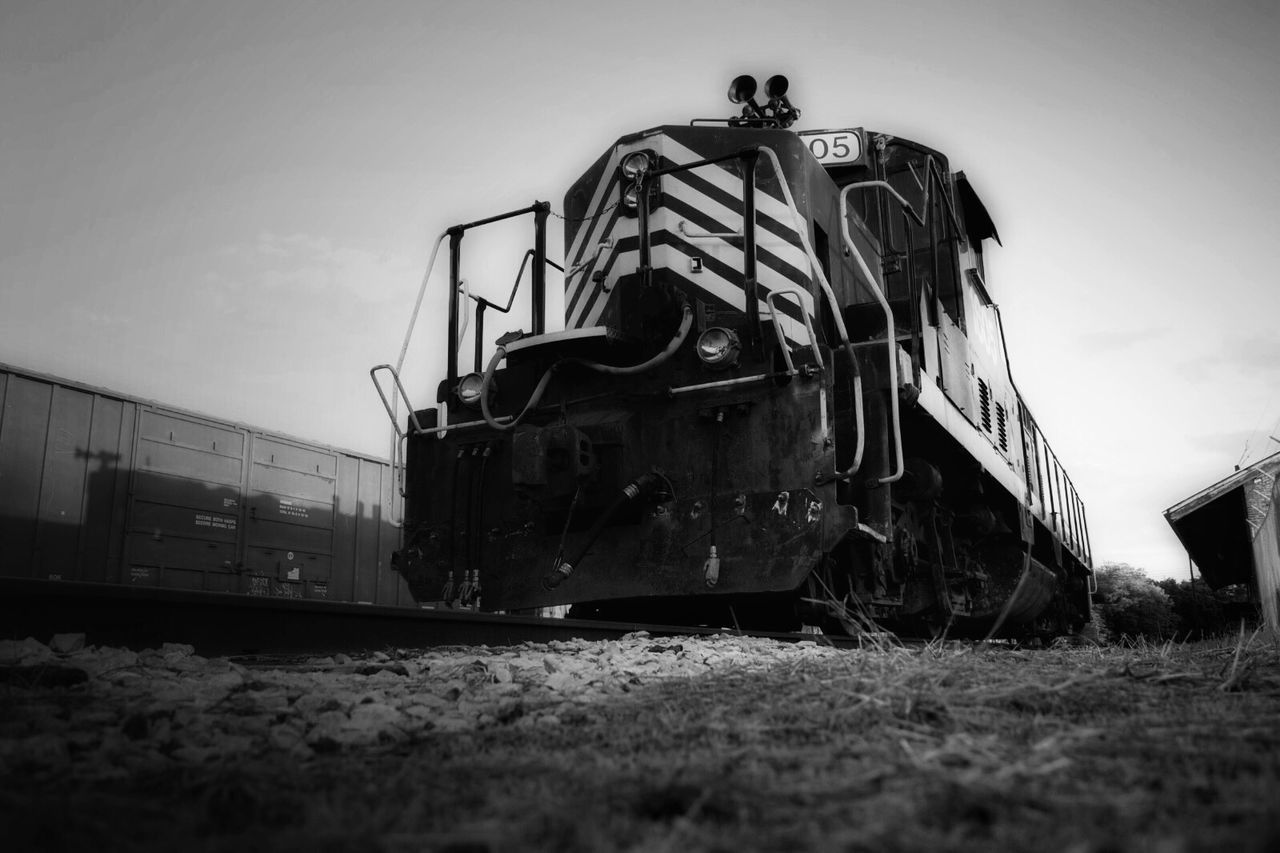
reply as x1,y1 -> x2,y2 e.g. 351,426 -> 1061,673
380,77 -> 1093,638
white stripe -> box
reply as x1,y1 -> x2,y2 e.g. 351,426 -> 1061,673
567,216 -> 634,326
575,243 -> 813,349
566,147 -> 625,268
577,246 -> 644,328
650,244 -> 815,348
661,137 -> 797,227
651,208 -> 816,318
574,230 -> 819,345
662,175 -> 743,235
661,154 -> 812,280
579,249 -> 637,328
567,217 -> 636,328
565,133 -> 819,347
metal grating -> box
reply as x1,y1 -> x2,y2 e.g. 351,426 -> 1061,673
978,378 -> 991,432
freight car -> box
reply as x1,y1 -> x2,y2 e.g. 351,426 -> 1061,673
377,76 -> 1093,638
0,363 -> 410,606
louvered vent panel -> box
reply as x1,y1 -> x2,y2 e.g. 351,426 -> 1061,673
978,379 -> 992,432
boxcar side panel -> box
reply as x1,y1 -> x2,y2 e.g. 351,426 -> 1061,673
79,395 -> 134,583
364,457 -> 412,606
125,409 -> 247,592
353,456 -> 382,604
331,453 -> 361,602
35,386 -> 96,579
0,374 -> 51,577
1,363 -> 402,606
244,435 -> 327,599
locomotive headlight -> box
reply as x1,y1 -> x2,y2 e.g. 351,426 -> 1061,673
455,372 -> 487,407
621,151 -> 652,180
696,327 -> 740,368
620,149 -> 657,216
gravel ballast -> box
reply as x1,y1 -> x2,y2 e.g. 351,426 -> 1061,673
2,630 -> 1279,852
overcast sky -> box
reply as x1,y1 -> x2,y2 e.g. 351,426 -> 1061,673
3,0 -> 1278,581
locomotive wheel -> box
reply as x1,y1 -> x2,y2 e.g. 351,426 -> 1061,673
799,569 -> 885,638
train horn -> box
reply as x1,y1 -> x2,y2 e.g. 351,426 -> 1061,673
728,74 -> 758,105
764,74 -> 789,101
728,74 -> 765,122
764,74 -> 800,127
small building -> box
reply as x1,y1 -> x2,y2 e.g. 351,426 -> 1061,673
1165,452 -> 1280,631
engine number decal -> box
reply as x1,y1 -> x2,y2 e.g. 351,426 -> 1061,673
798,129 -> 862,166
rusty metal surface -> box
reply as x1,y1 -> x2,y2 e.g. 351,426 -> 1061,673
400,368 -> 842,613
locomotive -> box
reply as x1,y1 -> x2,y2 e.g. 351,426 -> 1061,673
374,76 -> 1093,638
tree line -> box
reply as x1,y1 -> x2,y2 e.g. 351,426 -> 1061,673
1090,562 -> 1258,642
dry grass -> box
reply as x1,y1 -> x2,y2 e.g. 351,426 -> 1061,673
4,632 -> 1280,852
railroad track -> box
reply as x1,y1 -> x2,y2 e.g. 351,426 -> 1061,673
0,579 -> 859,656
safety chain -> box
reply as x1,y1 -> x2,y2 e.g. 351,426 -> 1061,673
549,199 -> 621,224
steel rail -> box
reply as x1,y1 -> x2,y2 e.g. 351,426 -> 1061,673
0,579 -> 864,656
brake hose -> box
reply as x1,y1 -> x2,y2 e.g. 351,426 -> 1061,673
543,472 -> 668,589
478,301 -> 694,431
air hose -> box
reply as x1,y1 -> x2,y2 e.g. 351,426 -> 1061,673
543,472 -> 668,590
478,302 -> 694,432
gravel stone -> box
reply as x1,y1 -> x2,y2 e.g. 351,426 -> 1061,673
49,633 -> 86,654
0,637 -> 55,666
0,631 -> 854,782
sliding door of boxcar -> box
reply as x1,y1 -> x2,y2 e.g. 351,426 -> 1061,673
125,409 -> 246,591
243,436 -> 337,599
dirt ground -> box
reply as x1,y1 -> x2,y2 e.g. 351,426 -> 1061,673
3,631 -> 1279,853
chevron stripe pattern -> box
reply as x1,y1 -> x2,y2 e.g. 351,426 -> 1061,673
562,134 -> 819,349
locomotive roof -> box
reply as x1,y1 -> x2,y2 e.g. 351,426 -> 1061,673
596,124 -> 1001,246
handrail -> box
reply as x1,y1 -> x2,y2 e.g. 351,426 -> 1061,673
678,219 -> 742,240
370,364 -> 426,438
752,146 -> 866,483
381,203 -> 552,452
468,250 -> 566,373
567,238 -> 614,280
394,232 -> 449,385
765,286 -> 825,375
378,231 -> 450,524
456,279 -> 471,355
668,374 -> 775,396
874,150 -> 963,240
446,202 -> 551,395
383,230 -> 452,495
369,363 -> 427,522
838,182 -> 905,484
414,414 -> 514,436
